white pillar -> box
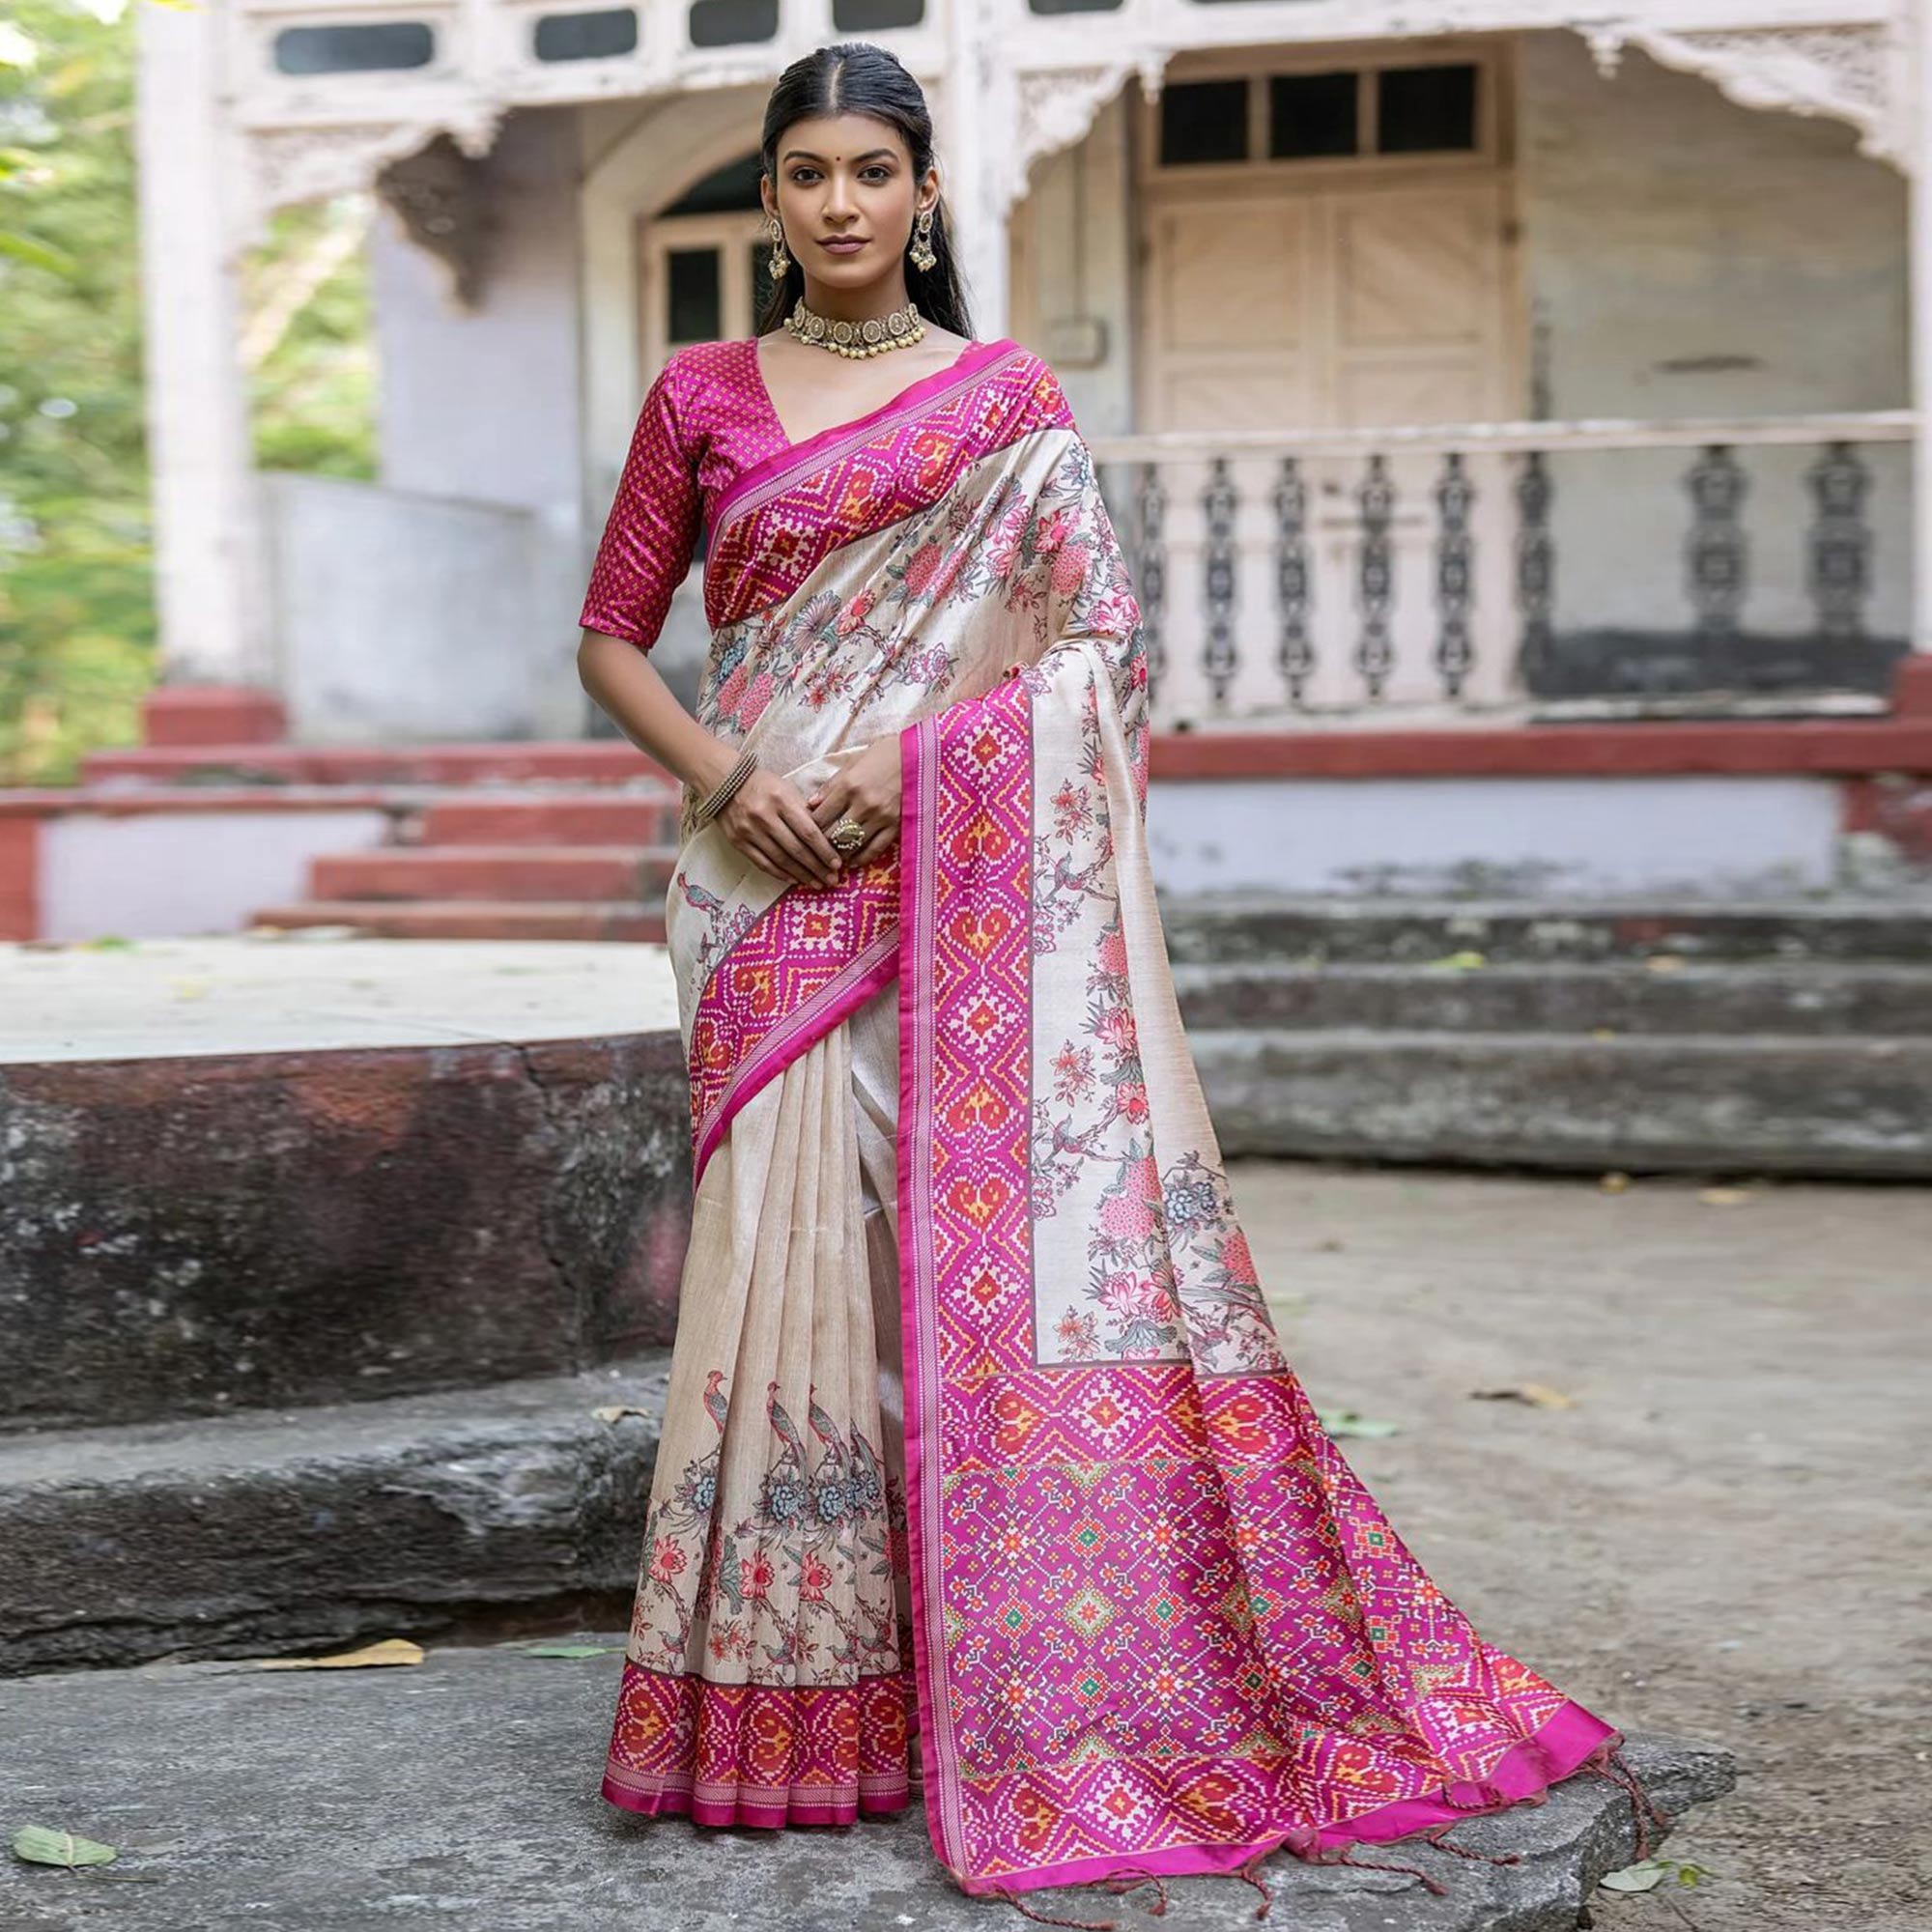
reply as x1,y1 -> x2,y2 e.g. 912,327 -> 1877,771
1914,0 -> 1932,652
941,0 -> 1010,339
133,0 -> 270,687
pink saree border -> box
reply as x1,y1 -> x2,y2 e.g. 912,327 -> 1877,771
690,923 -> 899,1193
895,703 -> 959,1878
600,1780 -> 911,1830
942,1698 -> 1621,1896
603,1660 -> 915,1829
714,335 -> 1020,536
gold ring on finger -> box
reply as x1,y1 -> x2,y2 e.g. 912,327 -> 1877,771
829,817 -> 866,854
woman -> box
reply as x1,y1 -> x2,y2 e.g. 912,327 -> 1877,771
575,40 -> 1662,1918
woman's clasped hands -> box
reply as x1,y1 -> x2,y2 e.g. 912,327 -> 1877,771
713,732 -> 902,890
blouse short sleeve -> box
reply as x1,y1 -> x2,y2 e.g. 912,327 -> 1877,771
577,355 -> 702,654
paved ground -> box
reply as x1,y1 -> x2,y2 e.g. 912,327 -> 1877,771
0,935 -> 676,1063
0,1649 -> 1723,1932
3,1162 -> 1922,1930
1232,1162 -> 1932,1932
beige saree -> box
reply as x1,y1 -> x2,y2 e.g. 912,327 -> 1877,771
595,338 -> 1650,1906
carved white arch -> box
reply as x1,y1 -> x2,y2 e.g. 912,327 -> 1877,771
236,103 -> 514,253
1004,54 -> 1168,213
1578,20 -> 1907,170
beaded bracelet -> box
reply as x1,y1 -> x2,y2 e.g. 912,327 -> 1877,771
695,746 -> 757,827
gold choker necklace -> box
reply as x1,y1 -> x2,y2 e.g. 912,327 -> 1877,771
782,296 -> 925,358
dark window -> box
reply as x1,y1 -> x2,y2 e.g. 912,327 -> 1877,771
688,0 -> 778,47
1028,0 -> 1123,13
667,248 -> 722,344
1266,71 -> 1357,158
272,22 -> 434,73
1158,79 -> 1248,166
662,153 -> 766,217
1377,63 -> 1478,153
833,0 -> 923,26
532,9 -> 637,60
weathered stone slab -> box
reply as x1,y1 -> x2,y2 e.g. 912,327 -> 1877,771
0,1366 -> 666,1674
0,1037 -> 688,1431
1174,958 -> 1932,1037
1194,1029 -> 1932,1176
1158,895 -> 1932,965
0,1640 -> 1734,1932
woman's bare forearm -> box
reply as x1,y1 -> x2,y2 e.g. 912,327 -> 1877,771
580,628 -> 844,888
577,629 -> 739,795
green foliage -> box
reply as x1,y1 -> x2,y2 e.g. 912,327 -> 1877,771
0,0 -> 152,783
247,196 -> 378,483
0,0 -> 375,784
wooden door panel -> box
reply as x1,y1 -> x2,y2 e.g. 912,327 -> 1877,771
1146,199 -> 1312,431
1332,194 -> 1493,346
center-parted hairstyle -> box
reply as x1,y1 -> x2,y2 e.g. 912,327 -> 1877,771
755,41 -> 975,342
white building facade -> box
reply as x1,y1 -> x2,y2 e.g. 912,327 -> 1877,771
132,0 -> 1930,745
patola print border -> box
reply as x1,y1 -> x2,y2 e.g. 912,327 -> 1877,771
895,693 -> 970,1881
896,668 -> 1046,1887
702,344 -> 1065,632
686,875 -> 900,1192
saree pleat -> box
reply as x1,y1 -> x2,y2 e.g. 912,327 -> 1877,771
604,994 -> 911,1825
599,339 -> 1645,1897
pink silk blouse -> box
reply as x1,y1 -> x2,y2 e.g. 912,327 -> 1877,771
576,334 -> 1009,653
577,339 -> 786,654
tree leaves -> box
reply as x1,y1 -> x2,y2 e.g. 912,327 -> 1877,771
0,0 -> 375,781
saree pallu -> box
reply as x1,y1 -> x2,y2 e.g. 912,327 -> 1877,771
602,343 -> 1635,1898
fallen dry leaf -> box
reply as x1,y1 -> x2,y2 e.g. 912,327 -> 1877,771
1469,1383 -> 1576,1408
255,1637 -> 425,1671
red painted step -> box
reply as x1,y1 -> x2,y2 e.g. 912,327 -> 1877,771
310,845 -> 673,905
84,741 -> 673,788
415,794 -> 680,846
251,900 -> 666,942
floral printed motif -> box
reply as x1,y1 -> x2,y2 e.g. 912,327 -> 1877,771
628,1367 -> 904,1688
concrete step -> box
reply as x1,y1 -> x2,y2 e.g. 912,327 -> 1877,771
0,1364 -> 668,1675
83,740 -> 673,788
0,1659 -> 1733,1931
415,792 -> 679,845
1194,1029 -> 1932,1175
1173,959 -> 1932,1037
250,899 -> 667,942
0,1647 -> 1733,1932
1159,895 -> 1932,965
309,844 -> 675,905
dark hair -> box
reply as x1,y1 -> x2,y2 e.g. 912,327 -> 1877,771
754,42 -> 974,340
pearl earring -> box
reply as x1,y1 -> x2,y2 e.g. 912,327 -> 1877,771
908,204 -> 937,272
